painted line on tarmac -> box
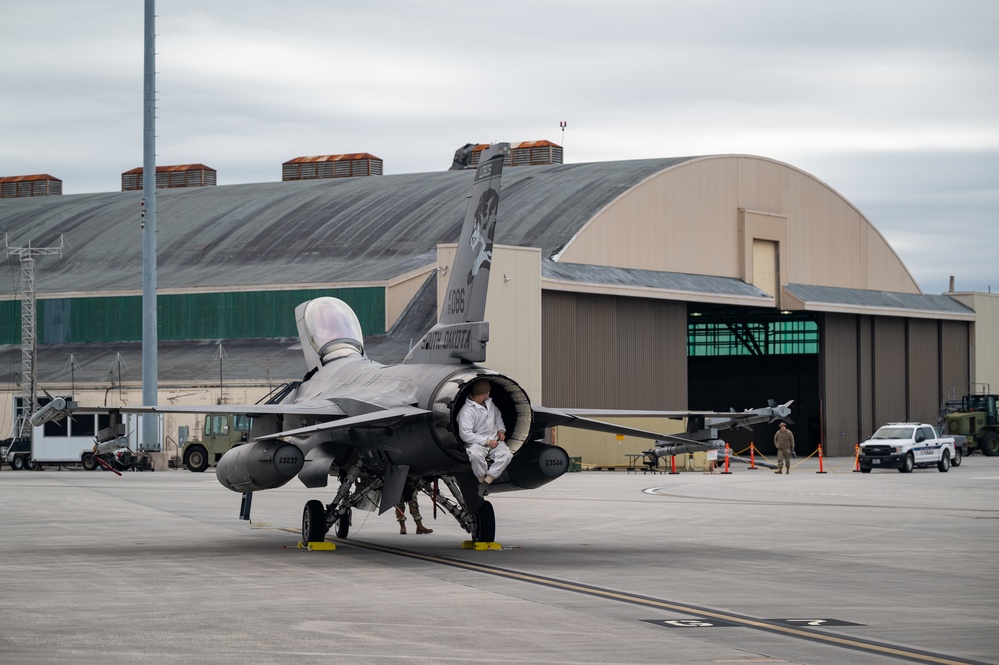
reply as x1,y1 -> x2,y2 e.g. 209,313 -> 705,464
340,537 -> 989,665
641,486 -> 999,513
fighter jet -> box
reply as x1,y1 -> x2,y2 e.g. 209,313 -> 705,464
32,143 -> 791,544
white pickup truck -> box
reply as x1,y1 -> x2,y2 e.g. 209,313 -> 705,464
858,423 -> 958,473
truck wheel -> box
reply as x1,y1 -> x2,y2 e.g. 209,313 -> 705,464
12,455 -> 25,471
899,453 -> 914,473
860,467 -> 872,473
952,447 -> 962,467
980,432 -> 999,457
184,446 -> 209,473
937,452 -> 950,472
81,453 -> 98,471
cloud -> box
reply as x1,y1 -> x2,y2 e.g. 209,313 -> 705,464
1,0 -> 996,293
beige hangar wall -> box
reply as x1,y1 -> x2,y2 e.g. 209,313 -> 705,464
554,155 -> 922,297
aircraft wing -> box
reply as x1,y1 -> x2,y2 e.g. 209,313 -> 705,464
532,400 -> 793,442
532,406 -> 673,441
553,408 -> 778,420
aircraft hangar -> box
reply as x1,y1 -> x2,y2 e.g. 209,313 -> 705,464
0,153 -> 984,461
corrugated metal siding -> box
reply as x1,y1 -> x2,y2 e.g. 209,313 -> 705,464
858,316 -> 874,436
821,313 -> 859,455
907,319 -> 940,422
940,320 -> 970,397
577,295 -> 617,408
873,318 -> 906,424
542,291 -> 685,409
542,291 -> 577,406
282,154 -> 383,180
0,174 -> 62,198
5,288 -> 385,345
121,164 -> 217,191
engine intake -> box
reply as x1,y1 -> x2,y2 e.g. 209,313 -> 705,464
216,440 -> 304,493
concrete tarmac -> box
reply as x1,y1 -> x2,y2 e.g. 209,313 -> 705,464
1,456 -> 996,664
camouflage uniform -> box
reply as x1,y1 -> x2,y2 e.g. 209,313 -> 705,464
395,497 -> 433,534
395,498 -> 424,523
774,425 -> 795,474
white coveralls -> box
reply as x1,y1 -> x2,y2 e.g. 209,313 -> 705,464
458,397 -> 512,482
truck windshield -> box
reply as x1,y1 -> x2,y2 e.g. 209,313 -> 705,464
872,427 -> 914,440
965,396 -> 986,410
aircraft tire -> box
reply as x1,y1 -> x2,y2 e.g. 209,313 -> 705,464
302,500 -> 327,543
335,508 -> 351,539
471,501 -> 495,543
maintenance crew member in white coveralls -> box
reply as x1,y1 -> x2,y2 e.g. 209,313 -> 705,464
458,379 -> 511,496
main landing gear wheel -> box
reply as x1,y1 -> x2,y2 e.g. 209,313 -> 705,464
302,500 -> 327,543
471,501 -> 496,543
335,508 -> 351,539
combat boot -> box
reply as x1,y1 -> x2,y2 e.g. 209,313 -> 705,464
415,519 -> 433,534
399,522 -> 407,535
774,468 -> 782,474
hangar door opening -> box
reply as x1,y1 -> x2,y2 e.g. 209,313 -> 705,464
687,306 -> 820,455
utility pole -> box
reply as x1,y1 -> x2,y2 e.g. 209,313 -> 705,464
141,0 -> 159,452
5,236 -> 63,436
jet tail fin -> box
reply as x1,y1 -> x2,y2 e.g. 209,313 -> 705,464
404,143 -> 509,364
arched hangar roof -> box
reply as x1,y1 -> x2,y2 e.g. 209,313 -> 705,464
0,154 -> 968,319
0,157 -> 690,293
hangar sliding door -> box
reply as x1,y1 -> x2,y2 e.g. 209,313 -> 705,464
542,291 -> 686,410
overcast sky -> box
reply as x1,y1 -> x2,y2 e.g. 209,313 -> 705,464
2,1 -> 996,295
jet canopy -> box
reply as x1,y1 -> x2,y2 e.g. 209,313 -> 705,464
303,297 -> 364,363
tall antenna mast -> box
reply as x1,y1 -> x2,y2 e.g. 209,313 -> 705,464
5,235 -> 64,436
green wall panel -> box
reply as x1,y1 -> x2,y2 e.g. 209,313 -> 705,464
0,300 -> 21,345
0,288 -> 385,345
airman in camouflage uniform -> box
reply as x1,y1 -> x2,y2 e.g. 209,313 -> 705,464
774,422 -> 795,474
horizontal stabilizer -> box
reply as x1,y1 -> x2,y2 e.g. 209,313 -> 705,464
62,401 -> 347,418
254,406 -> 430,441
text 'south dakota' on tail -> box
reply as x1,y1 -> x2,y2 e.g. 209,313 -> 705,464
404,143 -> 510,365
